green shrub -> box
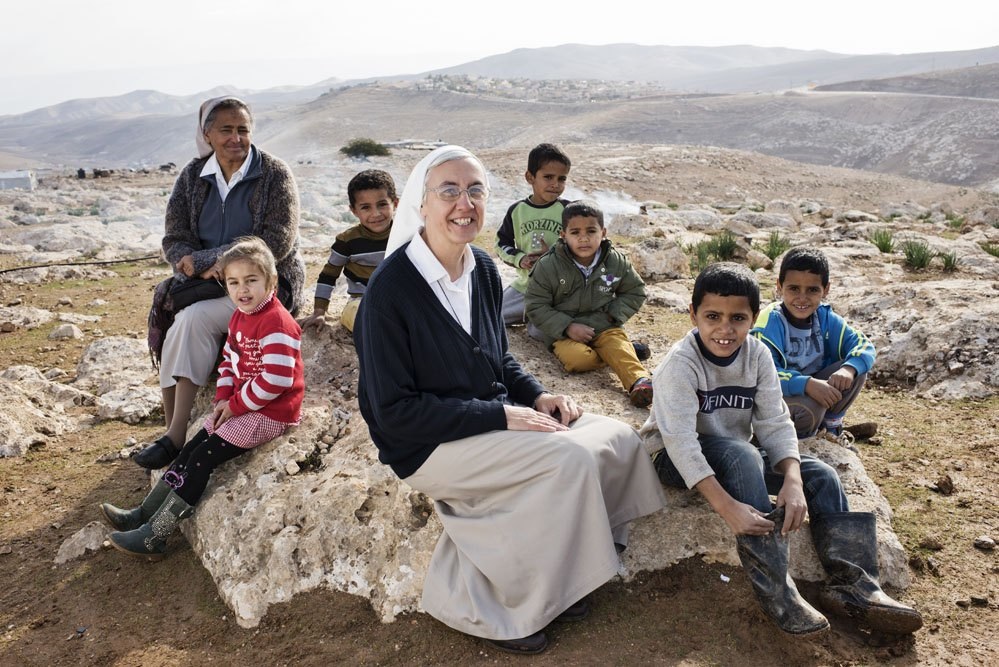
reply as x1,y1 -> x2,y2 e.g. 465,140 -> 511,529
710,230 -> 739,261
981,242 -> 999,258
946,214 -> 965,230
685,240 -> 714,273
869,228 -> 896,254
901,239 -> 934,269
754,231 -> 791,261
340,138 -> 390,158
938,251 -> 960,272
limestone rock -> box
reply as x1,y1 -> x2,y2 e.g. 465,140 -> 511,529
610,213 -> 660,238
644,283 -> 694,312
97,385 -> 164,424
838,209 -> 880,223
0,366 -> 92,457
178,332 -> 912,629
764,199 -> 804,223
840,279 -> 999,397
730,210 -> 797,229
74,336 -> 155,395
55,521 -> 109,564
0,305 -> 55,330
628,237 -> 689,282
49,323 -> 83,340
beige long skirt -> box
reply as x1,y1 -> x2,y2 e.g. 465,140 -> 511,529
405,412 -> 666,640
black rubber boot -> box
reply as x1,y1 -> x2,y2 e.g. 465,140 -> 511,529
811,511 -> 923,635
736,509 -> 830,636
109,490 -> 193,561
133,435 -> 181,469
99,479 -> 171,531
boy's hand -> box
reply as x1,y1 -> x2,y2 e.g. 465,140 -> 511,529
565,323 -> 595,343
719,499 -> 776,536
827,366 -> 857,391
774,458 -> 807,534
519,252 -> 543,269
696,477 -> 775,536
299,311 -> 327,332
804,377 -> 841,409
212,400 -> 233,429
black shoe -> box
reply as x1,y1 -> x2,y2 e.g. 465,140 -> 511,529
483,631 -> 548,655
633,341 -> 651,361
133,435 -> 180,469
555,597 -> 591,623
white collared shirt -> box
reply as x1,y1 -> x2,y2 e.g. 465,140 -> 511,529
573,246 -> 603,278
406,230 -> 476,334
199,145 -> 254,202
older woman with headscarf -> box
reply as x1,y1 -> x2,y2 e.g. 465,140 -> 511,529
134,97 -> 305,469
354,145 -> 666,655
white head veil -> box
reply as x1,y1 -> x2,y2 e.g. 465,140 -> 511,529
195,96 -> 250,158
385,145 -> 487,257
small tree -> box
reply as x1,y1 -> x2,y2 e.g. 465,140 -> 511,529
340,138 -> 390,158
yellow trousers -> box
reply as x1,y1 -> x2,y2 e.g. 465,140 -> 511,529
552,327 -> 646,390
341,298 -> 361,333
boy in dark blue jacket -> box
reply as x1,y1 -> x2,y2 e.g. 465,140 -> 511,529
752,247 -> 875,439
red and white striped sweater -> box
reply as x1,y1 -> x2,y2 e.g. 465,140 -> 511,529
215,294 -> 304,424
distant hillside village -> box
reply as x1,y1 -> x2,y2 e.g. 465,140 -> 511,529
412,74 -> 674,102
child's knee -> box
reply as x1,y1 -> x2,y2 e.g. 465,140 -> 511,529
553,343 -> 602,372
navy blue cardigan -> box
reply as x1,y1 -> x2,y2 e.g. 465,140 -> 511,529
355,244 -> 546,478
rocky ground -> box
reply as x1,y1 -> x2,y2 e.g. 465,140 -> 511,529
1,146 -> 998,665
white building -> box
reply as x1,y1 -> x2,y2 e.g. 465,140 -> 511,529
0,170 -> 36,191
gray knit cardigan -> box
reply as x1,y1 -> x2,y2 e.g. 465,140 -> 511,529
162,148 -> 306,314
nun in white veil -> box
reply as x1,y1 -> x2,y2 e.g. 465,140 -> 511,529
353,145 -> 666,655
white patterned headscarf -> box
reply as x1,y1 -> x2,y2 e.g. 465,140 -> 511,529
385,145 -> 487,257
195,96 -> 250,158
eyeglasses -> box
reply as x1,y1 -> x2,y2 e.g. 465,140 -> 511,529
426,185 -> 490,202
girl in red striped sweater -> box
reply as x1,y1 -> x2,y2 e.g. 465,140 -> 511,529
101,236 -> 304,560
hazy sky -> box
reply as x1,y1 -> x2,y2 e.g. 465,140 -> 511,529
2,0 -> 997,115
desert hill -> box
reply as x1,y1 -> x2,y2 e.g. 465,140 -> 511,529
3,42 -> 999,188
431,43 -> 999,93
815,62 -> 999,99
2,80 -> 998,190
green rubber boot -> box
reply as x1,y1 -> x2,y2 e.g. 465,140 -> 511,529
99,479 -> 171,532
109,490 -> 193,561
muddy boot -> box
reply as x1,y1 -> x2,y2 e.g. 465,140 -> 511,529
811,511 -> 923,635
99,479 -> 171,532
109,491 -> 193,561
736,509 -> 830,637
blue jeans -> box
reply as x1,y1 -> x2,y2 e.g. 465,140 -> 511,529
654,435 -> 848,519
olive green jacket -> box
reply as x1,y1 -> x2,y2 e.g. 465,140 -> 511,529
525,239 -> 646,348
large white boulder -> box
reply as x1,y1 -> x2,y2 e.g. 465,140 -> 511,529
0,366 -> 93,457
178,328 -> 912,629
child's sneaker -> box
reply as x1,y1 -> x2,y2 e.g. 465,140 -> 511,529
632,342 -> 651,361
629,377 -> 653,407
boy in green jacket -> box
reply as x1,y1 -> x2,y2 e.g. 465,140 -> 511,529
525,200 -> 653,407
